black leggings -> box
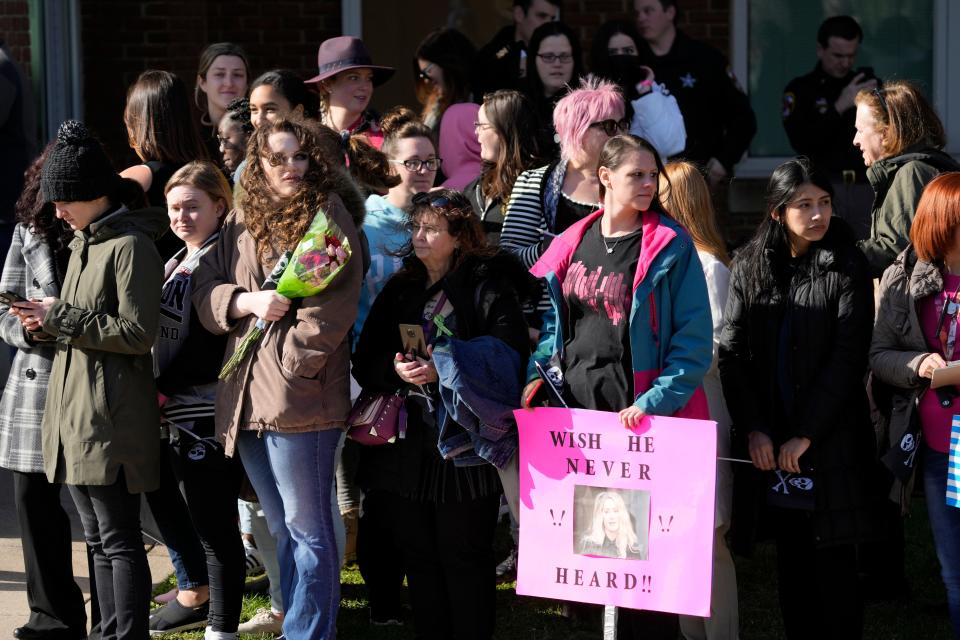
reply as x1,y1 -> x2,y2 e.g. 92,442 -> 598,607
167,419 -> 245,633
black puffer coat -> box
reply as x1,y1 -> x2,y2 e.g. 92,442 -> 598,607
719,219 -> 878,550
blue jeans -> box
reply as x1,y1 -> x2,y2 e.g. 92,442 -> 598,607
237,429 -> 341,640
923,446 -> 960,638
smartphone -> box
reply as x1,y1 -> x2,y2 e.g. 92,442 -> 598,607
0,291 -> 27,306
856,66 -> 876,82
399,324 -> 428,358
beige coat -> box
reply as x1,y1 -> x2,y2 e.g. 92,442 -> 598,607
192,193 -> 362,457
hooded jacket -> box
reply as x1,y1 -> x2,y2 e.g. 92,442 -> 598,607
870,245 -> 942,506
858,145 -> 960,278
439,103 -> 482,191
40,205 -> 167,493
528,209 -> 712,418
192,183 -> 364,457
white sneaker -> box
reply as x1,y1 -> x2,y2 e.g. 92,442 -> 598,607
243,542 -> 265,577
237,608 -> 283,635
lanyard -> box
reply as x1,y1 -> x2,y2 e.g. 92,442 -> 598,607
937,280 -> 960,359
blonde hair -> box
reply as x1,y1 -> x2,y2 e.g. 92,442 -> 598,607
660,161 -> 729,265
582,491 -> 641,559
164,160 -> 233,213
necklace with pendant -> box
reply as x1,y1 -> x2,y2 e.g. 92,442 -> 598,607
601,235 -> 623,254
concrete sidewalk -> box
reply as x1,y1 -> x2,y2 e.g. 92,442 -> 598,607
0,469 -> 174,637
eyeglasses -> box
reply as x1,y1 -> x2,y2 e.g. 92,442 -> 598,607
537,52 -> 573,64
389,158 -> 442,172
607,46 -> 637,56
417,62 -> 436,84
262,151 -> 309,167
589,118 -> 630,136
474,121 -> 494,132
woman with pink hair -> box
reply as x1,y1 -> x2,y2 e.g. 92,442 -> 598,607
499,76 -> 627,323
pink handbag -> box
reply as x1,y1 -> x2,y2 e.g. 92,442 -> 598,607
346,391 -> 406,445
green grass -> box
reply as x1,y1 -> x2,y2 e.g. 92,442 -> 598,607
152,498 -> 952,639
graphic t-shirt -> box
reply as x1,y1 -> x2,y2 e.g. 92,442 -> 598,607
561,219 -> 642,412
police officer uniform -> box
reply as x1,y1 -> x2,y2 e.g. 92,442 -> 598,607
782,63 -> 873,239
637,30 -> 756,174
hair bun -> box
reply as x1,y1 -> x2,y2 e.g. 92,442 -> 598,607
57,120 -> 89,145
379,106 -> 420,137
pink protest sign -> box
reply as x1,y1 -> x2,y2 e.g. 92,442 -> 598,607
515,407 -> 717,616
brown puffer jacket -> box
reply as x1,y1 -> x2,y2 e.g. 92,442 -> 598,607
192,186 -> 363,457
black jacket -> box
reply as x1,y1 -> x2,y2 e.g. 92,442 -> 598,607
352,252 -> 531,497
782,64 -> 865,180
638,30 -> 756,172
473,26 -> 524,99
719,220 -> 878,549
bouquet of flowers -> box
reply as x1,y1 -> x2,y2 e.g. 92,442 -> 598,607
218,207 -> 352,379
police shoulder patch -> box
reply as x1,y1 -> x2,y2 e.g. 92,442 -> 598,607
782,92 -> 796,119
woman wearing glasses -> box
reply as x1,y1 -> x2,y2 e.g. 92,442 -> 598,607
353,189 -> 529,640
853,80 -> 960,278
871,173 -> 960,637
523,21 -> 584,157
413,28 -> 476,132
192,115 -> 364,640
500,76 -> 629,327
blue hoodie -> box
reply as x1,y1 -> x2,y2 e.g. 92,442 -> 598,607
354,194 -> 410,341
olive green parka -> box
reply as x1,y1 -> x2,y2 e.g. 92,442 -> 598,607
40,205 -> 167,493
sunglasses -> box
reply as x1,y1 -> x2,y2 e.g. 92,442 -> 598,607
589,118 -> 630,136
417,62 -> 436,84
873,81 -> 888,115
412,192 -> 455,209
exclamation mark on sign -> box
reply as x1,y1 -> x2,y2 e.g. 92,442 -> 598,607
642,575 -> 652,593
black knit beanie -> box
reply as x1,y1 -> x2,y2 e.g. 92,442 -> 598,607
41,120 -> 120,202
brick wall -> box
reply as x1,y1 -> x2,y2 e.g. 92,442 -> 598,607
79,0 -> 341,165
563,0 -> 730,61
0,0 -> 32,78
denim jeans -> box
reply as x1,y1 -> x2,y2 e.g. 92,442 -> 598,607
69,473 -> 151,640
237,429 -> 342,640
923,446 -> 960,637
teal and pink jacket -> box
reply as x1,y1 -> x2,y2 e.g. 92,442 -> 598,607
528,208 -> 712,419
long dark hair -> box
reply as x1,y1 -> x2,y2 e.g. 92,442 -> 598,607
124,70 -> 210,163
16,143 -> 73,275
525,21 -> 585,101
589,20 -> 642,78
413,28 -> 476,127
250,69 -> 319,119
479,90 -> 543,203
734,157 -> 835,297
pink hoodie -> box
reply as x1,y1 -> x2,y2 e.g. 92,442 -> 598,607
439,102 -> 482,191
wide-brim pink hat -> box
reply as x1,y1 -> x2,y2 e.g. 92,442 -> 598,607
305,36 -> 395,86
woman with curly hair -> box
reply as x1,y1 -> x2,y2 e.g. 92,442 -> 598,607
192,115 -> 364,640
0,143 -> 91,640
